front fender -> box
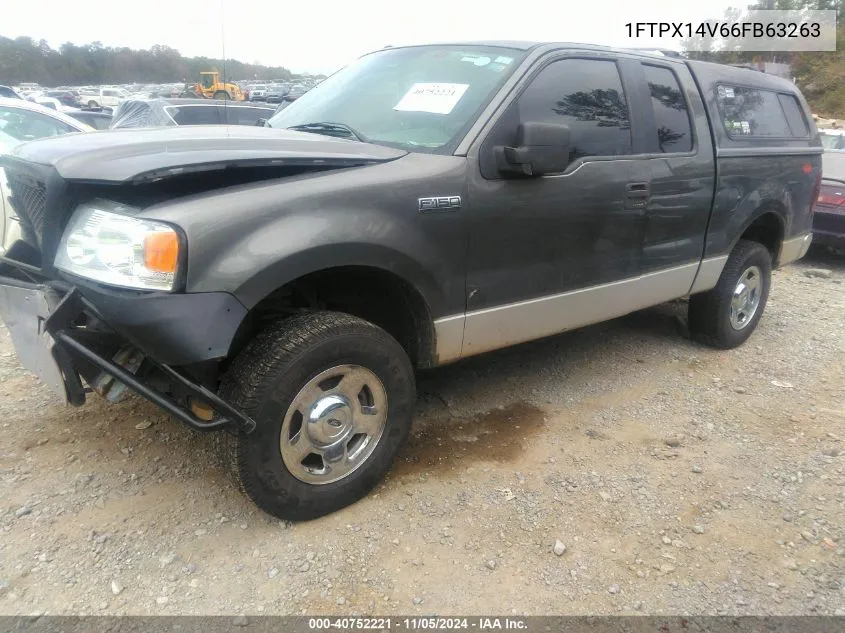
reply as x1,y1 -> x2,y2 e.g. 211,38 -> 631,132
139,153 -> 469,319
236,238 -> 449,316
185,204 -> 458,317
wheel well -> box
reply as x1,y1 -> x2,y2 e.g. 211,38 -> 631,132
739,212 -> 783,262
228,266 -> 436,369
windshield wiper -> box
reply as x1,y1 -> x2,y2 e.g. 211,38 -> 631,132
286,122 -> 368,142
822,177 -> 845,185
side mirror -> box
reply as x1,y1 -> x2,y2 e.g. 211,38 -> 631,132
495,121 -> 571,177
255,118 -> 268,127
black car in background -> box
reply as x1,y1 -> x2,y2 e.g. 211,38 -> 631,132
65,108 -> 113,130
110,98 -> 276,128
814,150 -> 845,251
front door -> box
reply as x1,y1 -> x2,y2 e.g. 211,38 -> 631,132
462,55 -> 658,357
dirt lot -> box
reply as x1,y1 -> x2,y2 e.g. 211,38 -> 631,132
0,251 -> 843,617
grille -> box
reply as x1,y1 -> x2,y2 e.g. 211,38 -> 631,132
6,171 -> 47,245
4,165 -> 48,252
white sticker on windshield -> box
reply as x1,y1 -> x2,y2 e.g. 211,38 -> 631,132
461,55 -> 491,66
494,56 -> 514,65
393,83 -> 470,115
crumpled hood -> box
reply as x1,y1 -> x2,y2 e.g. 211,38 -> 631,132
3,125 -> 407,183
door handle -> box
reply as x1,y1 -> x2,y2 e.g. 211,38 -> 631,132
626,182 -> 650,196
625,182 -> 650,209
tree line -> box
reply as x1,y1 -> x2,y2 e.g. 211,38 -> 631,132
682,0 -> 845,117
0,36 -> 304,87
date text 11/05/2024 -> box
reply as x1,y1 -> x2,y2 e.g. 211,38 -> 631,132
308,617 -> 528,630
625,21 -> 822,39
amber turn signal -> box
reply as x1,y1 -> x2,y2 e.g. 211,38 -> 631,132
144,231 -> 179,273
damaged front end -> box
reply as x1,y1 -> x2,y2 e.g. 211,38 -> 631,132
0,154 -> 257,433
0,125 -> 405,433
0,275 -> 255,433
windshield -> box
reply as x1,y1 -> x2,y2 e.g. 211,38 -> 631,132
822,150 -> 845,181
819,131 -> 845,150
266,45 -> 525,153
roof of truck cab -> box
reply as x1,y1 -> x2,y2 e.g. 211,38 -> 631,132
381,41 -> 615,52
376,41 -> 696,56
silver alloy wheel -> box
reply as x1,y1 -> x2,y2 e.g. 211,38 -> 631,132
729,265 -> 762,330
280,364 -> 388,485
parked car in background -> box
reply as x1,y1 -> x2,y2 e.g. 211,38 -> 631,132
110,98 -> 276,128
83,87 -> 131,109
818,128 -> 845,149
27,96 -> 65,111
250,85 -> 268,101
265,84 -> 290,103
65,108 -> 114,130
0,86 -> 21,100
44,90 -> 82,108
813,149 -> 845,252
0,97 -> 92,255
282,84 -> 309,102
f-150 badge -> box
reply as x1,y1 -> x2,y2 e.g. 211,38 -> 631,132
418,196 -> 462,212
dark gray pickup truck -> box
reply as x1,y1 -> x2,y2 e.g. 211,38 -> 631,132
0,42 -> 821,520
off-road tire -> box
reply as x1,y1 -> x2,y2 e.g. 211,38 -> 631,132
213,90 -> 231,100
688,239 -> 772,349
218,311 -> 416,521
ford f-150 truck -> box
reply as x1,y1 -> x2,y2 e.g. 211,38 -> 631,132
0,42 -> 820,520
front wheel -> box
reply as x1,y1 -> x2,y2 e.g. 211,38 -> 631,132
213,90 -> 230,100
219,311 -> 416,521
87,100 -> 98,108
688,239 -> 772,349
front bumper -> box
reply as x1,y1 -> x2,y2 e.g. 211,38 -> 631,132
812,209 -> 845,248
0,275 -> 256,433
73,280 -> 248,366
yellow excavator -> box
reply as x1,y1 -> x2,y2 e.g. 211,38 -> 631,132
184,71 -> 245,101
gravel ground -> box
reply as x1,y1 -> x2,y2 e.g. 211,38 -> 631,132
0,250 -> 843,616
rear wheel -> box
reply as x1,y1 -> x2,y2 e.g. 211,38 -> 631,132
218,311 -> 416,521
688,239 -> 772,349
213,90 -> 231,100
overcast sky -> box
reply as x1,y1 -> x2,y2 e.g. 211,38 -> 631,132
5,0 -> 742,75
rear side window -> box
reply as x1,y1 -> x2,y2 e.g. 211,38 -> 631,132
643,64 -> 693,153
716,85 -> 807,138
777,93 -> 809,136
